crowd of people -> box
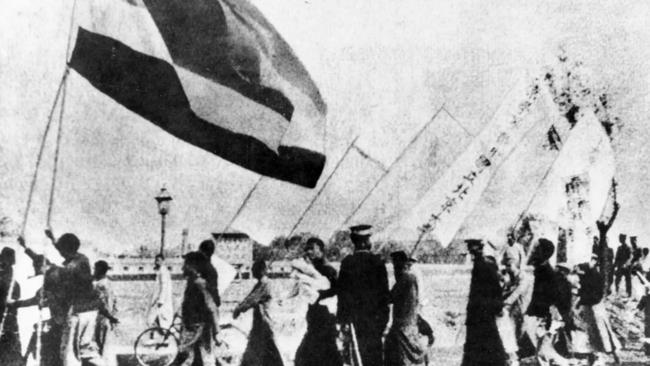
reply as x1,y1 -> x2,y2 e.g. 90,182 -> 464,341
0,231 -> 119,366
462,213 -> 650,366
3,217 -> 650,366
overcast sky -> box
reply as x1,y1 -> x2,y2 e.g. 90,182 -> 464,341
1,0 -> 649,252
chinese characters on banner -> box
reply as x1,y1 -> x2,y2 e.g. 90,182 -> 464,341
384,76 -> 550,246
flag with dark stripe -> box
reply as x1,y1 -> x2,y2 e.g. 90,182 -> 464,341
69,0 -> 326,188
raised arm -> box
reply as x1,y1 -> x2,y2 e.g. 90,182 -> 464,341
233,281 -> 270,318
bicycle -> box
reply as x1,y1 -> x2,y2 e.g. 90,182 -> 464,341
133,313 -> 248,366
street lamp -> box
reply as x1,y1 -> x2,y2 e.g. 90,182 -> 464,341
155,187 -> 172,256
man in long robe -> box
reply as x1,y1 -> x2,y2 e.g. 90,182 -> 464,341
147,254 -> 174,329
0,247 -> 21,366
461,239 -> 506,366
385,251 -> 425,366
179,251 -> 220,366
337,225 -> 390,366
234,260 -> 284,366
294,237 -> 341,366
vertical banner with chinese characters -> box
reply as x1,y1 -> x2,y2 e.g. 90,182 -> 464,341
526,109 -> 615,265
382,76 -> 548,246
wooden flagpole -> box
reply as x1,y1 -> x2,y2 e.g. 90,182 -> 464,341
342,106 -> 444,226
285,136 -> 359,239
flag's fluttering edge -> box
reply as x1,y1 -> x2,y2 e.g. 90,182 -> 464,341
69,0 -> 326,188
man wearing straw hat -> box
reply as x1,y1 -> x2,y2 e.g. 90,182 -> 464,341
337,224 -> 390,366
461,239 -> 506,366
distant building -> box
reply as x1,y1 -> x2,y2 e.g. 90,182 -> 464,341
110,257 -> 184,280
212,232 -> 254,279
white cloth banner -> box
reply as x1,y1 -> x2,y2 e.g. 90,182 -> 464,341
383,76 -> 549,246
526,109 -> 615,265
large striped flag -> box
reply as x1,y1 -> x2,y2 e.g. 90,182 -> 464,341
68,0 -> 327,188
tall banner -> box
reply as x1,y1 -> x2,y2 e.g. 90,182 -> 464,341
526,109 -> 615,265
455,83 -> 573,246
382,76 -> 549,247
347,110 -> 471,233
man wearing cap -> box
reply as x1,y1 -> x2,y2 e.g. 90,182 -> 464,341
614,234 -> 632,297
0,247 -> 22,365
385,251 -> 425,366
337,225 -> 390,366
461,239 -> 506,366
93,260 -> 117,360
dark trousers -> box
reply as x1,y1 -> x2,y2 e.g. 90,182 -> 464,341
614,267 -> 632,296
352,323 -> 384,366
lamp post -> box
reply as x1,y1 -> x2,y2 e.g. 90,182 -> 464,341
155,187 -> 172,256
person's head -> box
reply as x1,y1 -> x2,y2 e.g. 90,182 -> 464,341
631,236 -> 638,247
154,254 -> 165,269
619,233 -> 627,245
252,259 -> 267,280
466,239 -> 484,260
182,251 -> 206,279
390,251 -> 413,276
0,247 -> 16,271
55,233 -> 80,259
93,260 -> 110,279
305,237 -> 325,262
643,248 -> 649,257
349,224 -> 372,251
528,238 -> 554,266
199,239 -> 215,258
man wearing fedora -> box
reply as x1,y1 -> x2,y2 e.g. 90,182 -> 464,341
461,239 -> 506,366
337,224 -> 390,366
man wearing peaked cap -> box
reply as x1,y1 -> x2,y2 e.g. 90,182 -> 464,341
337,224 -> 390,366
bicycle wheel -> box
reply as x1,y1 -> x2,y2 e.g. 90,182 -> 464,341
215,324 -> 249,366
134,327 -> 180,366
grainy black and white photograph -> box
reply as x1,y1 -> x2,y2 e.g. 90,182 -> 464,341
1,0 -> 650,365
